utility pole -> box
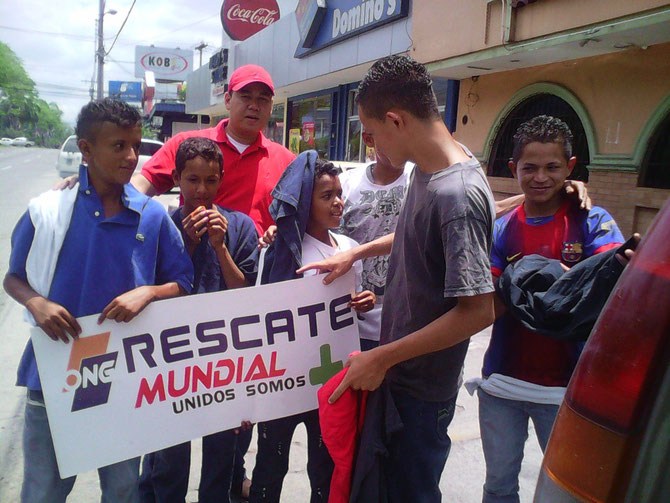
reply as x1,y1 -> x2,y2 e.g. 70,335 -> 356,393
96,0 -> 116,100
195,41 -> 208,68
96,0 -> 105,100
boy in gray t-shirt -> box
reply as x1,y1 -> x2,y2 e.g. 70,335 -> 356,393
299,55 -> 496,502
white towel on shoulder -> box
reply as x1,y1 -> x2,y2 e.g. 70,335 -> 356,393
23,185 -> 79,325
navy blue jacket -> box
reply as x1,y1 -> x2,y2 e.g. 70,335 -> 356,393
496,246 -> 626,341
261,150 -> 319,285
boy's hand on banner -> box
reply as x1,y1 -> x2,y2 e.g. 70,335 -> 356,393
350,290 -> 376,313
27,296 -> 81,343
258,225 -> 277,249
98,286 -> 155,324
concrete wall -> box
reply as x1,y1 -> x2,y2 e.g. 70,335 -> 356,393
455,43 -> 670,235
411,0 -> 669,64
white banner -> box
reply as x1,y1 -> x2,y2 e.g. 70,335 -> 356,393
32,273 -> 359,478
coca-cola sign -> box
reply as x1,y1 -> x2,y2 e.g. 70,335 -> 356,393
221,0 -> 281,41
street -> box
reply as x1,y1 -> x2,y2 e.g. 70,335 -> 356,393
0,147 -> 543,502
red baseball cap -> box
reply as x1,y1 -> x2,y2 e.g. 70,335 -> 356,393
228,64 -> 274,95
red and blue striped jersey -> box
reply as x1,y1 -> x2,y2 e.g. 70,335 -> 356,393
484,200 -> 623,386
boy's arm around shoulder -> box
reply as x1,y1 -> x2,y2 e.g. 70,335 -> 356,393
135,134 -> 187,196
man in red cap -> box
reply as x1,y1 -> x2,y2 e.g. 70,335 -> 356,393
134,64 -> 295,235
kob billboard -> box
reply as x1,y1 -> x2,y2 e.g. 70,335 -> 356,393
135,46 -> 193,82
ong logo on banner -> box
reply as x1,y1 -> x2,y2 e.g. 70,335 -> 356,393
32,272 -> 359,478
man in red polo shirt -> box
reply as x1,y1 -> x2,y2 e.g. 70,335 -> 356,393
133,64 -> 295,235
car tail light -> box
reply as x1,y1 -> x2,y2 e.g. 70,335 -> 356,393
536,198 -> 670,502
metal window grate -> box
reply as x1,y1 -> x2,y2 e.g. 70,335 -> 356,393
639,112 -> 670,189
487,94 -> 590,182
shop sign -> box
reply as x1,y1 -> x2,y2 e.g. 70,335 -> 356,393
296,0 -> 327,48
289,128 -> 301,154
365,145 -> 376,162
303,121 -> 315,146
221,0 -> 281,41
109,81 -> 143,102
212,82 -> 228,97
32,272 -> 359,477
295,0 -> 409,58
135,46 -> 193,82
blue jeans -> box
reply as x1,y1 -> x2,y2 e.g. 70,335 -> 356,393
249,410 -> 333,503
22,390 -> 140,503
139,429 -> 251,503
478,389 -> 559,503
386,389 -> 457,503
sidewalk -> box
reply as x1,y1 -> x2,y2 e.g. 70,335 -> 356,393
0,322 -> 544,502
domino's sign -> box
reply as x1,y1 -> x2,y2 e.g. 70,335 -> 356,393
295,0 -> 410,58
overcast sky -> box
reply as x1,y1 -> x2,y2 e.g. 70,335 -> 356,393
0,0 -> 297,125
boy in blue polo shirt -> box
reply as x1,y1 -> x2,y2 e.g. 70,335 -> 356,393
142,137 -> 259,503
3,98 -> 193,503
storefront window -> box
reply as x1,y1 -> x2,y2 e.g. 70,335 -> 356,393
435,88 -> 447,121
289,94 -> 332,158
265,102 -> 285,145
345,90 -> 362,162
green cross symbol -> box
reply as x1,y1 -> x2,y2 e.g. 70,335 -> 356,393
309,344 -> 343,386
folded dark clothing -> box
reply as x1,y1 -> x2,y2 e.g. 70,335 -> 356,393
348,381 -> 403,503
496,247 -> 625,341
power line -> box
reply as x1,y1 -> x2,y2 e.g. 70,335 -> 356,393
0,24 -> 124,43
149,14 -> 219,43
105,0 -> 137,56
106,56 -> 136,77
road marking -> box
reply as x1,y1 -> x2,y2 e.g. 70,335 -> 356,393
0,166 -> 11,171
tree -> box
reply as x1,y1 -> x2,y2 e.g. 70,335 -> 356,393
0,41 -> 71,147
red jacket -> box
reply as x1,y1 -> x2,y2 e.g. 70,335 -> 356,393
318,365 -> 368,503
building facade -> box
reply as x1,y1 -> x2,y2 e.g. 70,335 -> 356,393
187,0 -> 670,234
416,0 -> 670,235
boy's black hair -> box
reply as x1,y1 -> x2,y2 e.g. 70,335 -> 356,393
512,115 -> 574,163
314,158 -> 338,181
75,98 -> 142,142
356,55 -> 439,121
175,137 -> 223,175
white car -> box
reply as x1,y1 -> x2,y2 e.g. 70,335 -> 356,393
55,135 -> 82,178
11,137 -> 35,147
0,137 -> 13,146
56,136 -> 164,178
